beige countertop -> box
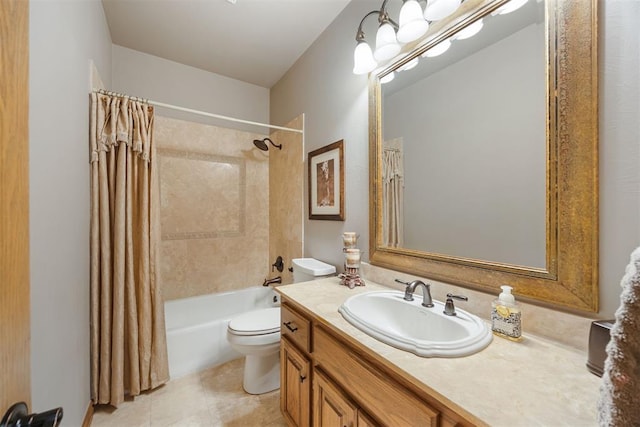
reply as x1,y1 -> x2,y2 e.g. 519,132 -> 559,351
276,277 -> 602,426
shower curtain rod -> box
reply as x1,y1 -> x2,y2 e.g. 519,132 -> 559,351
91,88 -> 304,134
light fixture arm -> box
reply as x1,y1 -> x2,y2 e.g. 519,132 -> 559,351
355,10 -> 382,42
352,0 -> 464,75
378,0 -> 400,29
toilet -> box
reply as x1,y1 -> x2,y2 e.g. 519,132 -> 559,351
226,258 -> 336,395
227,307 -> 281,394
291,258 -> 337,283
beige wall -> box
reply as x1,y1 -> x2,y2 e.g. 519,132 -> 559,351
269,115 -> 305,285
155,116 -> 271,300
112,45 -> 269,131
271,2 -> 372,276
270,0 -> 640,318
29,0 -> 112,424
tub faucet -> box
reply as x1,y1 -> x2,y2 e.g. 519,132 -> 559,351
395,279 -> 434,308
262,276 -> 282,287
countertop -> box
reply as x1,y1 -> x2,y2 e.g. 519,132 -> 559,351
276,277 -> 602,426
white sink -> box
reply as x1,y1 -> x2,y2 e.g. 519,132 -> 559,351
338,290 -> 492,357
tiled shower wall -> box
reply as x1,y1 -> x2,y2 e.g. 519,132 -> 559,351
269,115 -> 304,285
155,116 -> 271,300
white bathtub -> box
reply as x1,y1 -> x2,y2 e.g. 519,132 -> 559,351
165,286 -> 279,378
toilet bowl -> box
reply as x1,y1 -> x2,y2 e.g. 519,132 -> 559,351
227,307 -> 281,394
227,258 -> 336,395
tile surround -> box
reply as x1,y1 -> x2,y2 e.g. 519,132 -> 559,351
269,116 -> 304,286
159,148 -> 245,240
155,116 -> 270,300
155,115 -> 304,300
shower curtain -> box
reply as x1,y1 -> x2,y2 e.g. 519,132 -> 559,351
382,141 -> 404,247
89,92 -> 169,406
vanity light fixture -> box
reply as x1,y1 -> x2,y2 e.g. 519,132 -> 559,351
352,0 -> 529,75
424,0 -> 462,21
352,0 -> 463,75
397,57 -> 419,71
452,18 -> 484,40
397,0 -> 429,43
380,72 -> 395,84
421,39 -> 452,57
353,32 -> 378,74
374,14 -> 402,61
492,0 -> 528,15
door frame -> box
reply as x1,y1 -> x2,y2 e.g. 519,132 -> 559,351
0,0 -> 31,412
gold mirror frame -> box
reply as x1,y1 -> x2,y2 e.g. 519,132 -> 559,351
369,0 -> 598,312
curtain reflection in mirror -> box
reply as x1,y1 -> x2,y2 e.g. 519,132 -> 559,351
383,138 -> 404,247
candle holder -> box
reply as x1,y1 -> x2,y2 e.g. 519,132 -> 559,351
339,267 -> 366,289
342,232 -> 358,251
339,240 -> 365,289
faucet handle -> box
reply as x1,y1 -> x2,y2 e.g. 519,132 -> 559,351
443,294 -> 468,316
395,279 -> 413,300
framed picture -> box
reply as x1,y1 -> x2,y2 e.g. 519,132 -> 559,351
308,140 -> 345,220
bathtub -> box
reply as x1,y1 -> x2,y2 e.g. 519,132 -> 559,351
164,286 -> 279,379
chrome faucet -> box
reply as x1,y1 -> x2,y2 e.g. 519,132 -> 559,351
395,279 -> 434,308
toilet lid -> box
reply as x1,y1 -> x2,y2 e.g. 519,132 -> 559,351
228,307 -> 280,336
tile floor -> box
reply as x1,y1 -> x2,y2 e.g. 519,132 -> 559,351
92,358 -> 286,427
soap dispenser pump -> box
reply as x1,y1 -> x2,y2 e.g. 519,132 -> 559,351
491,285 -> 522,341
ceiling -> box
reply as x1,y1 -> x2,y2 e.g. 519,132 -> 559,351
101,0 -> 351,88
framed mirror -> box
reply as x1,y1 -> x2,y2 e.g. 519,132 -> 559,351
369,0 -> 598,312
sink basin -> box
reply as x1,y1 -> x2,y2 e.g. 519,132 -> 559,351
338,290 -> 492,357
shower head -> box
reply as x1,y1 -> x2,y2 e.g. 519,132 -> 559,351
253,137 -> 282,151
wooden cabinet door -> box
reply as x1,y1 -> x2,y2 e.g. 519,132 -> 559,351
314,326 -> 439,427
313,370 -> 357,427
281,337 -> 311,427
356,411 -> 380,427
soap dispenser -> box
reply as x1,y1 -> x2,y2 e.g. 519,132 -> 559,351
491,285 -> 522,341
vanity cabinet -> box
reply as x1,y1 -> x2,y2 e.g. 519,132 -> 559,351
280,299 -> 470,427
281,303 -> 312,427
313,326 -> 438,427
313,369 -> 358,427
313,369 -> 381,427
281,302 -> 311,353
281,337 -> 311,427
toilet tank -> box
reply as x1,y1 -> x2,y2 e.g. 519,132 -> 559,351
292,258 -> 336,283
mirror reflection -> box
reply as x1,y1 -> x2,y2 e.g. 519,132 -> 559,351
380,0 -> 547,268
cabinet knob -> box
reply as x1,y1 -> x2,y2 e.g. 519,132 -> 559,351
300,375 -> 306,383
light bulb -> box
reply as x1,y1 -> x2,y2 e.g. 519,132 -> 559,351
421,39 -> 451,57
380,72 -> 395,84
398,57 -> 419,71
493,0 -> 528,15
397,0 -> 429,44
353,41 -> 377,75
424,0 -> 462,21
453,19 -> 483,40
374,22 -> 401,61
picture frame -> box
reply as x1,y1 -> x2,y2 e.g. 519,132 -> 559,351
308,139 -> 345,220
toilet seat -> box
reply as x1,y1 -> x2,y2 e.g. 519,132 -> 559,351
228,307 -> 280,336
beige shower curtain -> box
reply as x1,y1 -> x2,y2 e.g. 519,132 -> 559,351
89,92 -> 169,406
382,143 -> 404,247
